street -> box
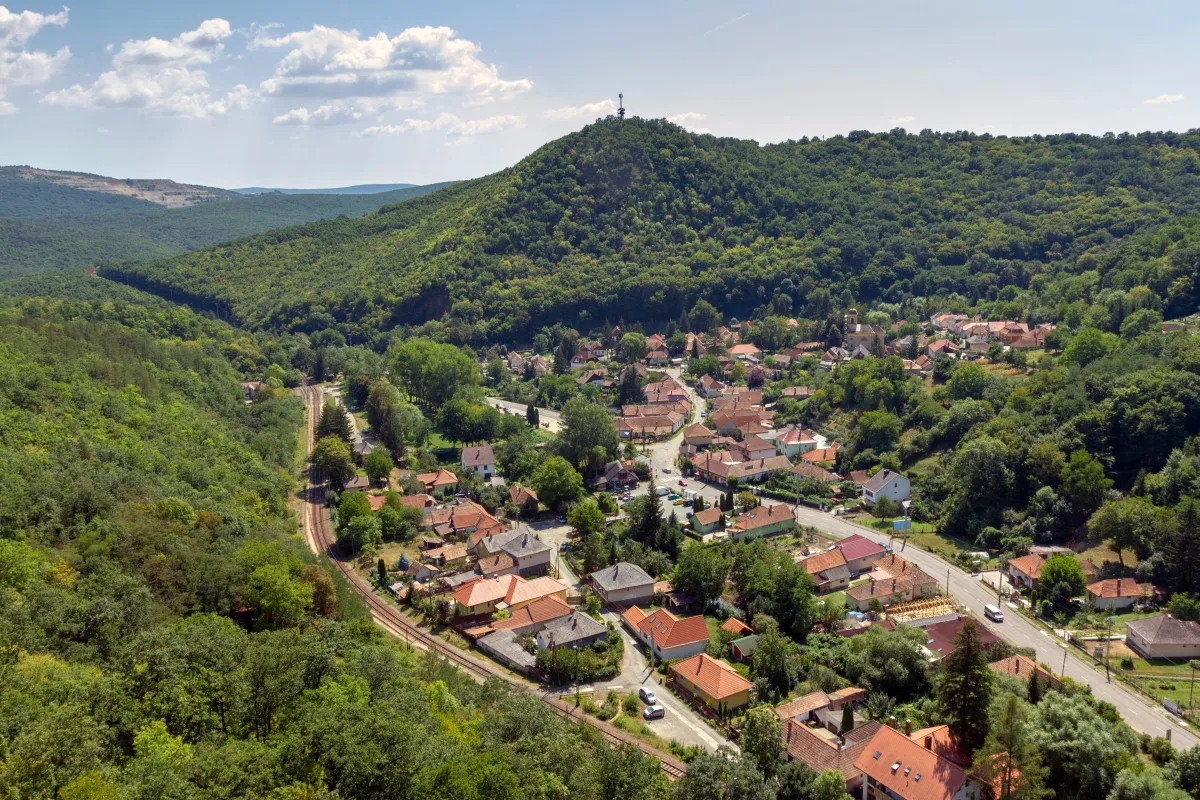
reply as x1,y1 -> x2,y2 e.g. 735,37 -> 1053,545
486,397 -> 563,433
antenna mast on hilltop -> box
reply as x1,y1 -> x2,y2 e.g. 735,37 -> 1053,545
618,93 -> 625,120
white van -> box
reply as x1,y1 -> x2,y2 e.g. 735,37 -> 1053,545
984,604 -> 1004,622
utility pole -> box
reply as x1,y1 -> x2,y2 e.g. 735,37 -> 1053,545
1061,647 -> 1068,680
1105,616 -> 1114,683
997,556 -> 1007,606
946,567 -> 951,598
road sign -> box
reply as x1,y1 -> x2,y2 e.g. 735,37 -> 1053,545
893,519 -> 911,531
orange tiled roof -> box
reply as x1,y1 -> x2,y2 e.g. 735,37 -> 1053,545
492,595 -> 572,630
721,617 -> 752,635
774,690 -> 830,720
1087,578 -> 1144,599
625,606 -> 710,649
1007,554 -> 1045,580
669,653 -> 754,701
800,548 -> 847,575
854,724 -> 968,800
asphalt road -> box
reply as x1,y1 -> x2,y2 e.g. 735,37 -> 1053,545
486,397 -> 563,433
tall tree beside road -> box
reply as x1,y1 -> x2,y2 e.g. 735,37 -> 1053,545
567,498 -> 606,540
311,436 -> 356,488
531,456 -> 584,510
973,693 -> 1047,800
937,618 -> 993,755
526,403 -> 540,428
555,396 -> 619,475
389,338 -> 480,410
1028,688 -> 1139,798
672,544 -> 729,606
316,398 -> 352,443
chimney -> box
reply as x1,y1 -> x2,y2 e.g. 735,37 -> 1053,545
905,719 -> 912,737
889,716 -> 897,729
924,735 -> 933,750
892,578 -> 897,592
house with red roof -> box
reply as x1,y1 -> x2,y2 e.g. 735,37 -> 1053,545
854,723 -> 979,800
1087,578 -> 1145,611
835,534 -> 887,574
988,655 -> 1061,688
668,653 -> 754,712
731,503 -> 796,540
416,468 -> 459,497
799,548 -> 851,593
623,606 -> 711,661
784,719 -> 882,796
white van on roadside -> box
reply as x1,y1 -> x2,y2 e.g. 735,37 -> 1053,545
984,604 -> 1004,622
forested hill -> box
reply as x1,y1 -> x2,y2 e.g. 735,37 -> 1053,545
102,118 -> 1200,341
0,175 -> 455,279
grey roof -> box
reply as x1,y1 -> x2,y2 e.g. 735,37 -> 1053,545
590,561 -> 654,592
477,629 -> 537,670
863,468 -> 905,494
441,570 -> 482,589
1127,614 -> 1200,646
815,564 -> 851,583
731,634 -> 761,654
538,612 -> 607,648
462,445 -> 495,467
498,530 -> 552,560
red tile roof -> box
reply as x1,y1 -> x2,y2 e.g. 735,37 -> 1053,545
492,595 -> 573,630
854,724 -> 968,800
836,534 -> 886,562
721,617 -> 753,636
922,617 -> 1001,660
1087,578 -> 1145,599
988,655 -> 1060,686
800,548 -> 847,575
774,691 -> 830,720
1007,554 -> 1045,580
669,653 -> 754,701
732,503 -> 794,533
784,719 -> 882,784
691,507 -> 723,527
624,607 -> 710,649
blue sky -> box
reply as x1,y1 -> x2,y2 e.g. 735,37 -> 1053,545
0,0 -> 1196,187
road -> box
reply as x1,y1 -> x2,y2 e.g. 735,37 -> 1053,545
622,371 -> 1199,748
486,397 -> 562,433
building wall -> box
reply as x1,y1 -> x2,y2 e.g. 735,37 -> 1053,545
1128,634 -> 1200,660
733,519 -> 796,541
865,477 -> 910,505
1092,595 -> 1138,611
598,583 -> 655,607
515,551 -> 551,577
653,639 -> 708,662
843,554 -> 882,574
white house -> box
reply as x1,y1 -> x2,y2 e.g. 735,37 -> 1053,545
589,562 -> 655,607
861,469 -> 910,506
462,445 -> 496,479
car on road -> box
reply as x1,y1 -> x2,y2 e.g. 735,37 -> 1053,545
662,467 -> 671,473
700,411 -> 706,418
678,479 -> 687,486
559,542 -> 569,552
654,486 -> 670,496
639,686 -> 658,705
643,704 -> 666,720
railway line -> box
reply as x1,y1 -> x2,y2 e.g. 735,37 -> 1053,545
298,384 -> 688,780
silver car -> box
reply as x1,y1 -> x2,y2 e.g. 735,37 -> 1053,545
643,704 -> 665,720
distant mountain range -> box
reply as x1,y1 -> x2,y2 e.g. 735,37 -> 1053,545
232,184 -> 417,196
0,164 -> 455,280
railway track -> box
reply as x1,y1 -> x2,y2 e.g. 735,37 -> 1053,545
298,384 -> 688,780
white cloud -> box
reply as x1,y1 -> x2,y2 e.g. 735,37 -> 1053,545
256,24 -> 531,126
359,111 -> 523,139
41,18 -> 251,118
887,114 -> 915,126
1145,93 -> 1184,106
540,98 -> 617,121
667,111 -> 709,133
0,5 -> 69,113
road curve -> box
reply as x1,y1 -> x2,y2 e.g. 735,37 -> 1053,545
297,383 -> 688,779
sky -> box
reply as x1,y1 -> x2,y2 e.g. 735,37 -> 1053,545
0,0 -> 1196,188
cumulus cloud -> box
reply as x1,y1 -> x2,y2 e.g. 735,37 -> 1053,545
0,5 -> 69,113
540,98 -> 617,121
1144,93 -> 1184,106
359,111 -> 523,139
667,111 -> 709,133
887,114 -> 915,126
255,24 -> 531,126
41,18 -> 251,117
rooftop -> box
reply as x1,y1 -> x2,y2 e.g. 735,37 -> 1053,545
462,445 -> 495,467
623,606 -> 710,649
590,561 -> 655,592
1126,614 -> 1200,645
669,653 -> 754,701
1087,578 -> 1145,599
853,724 -> 968,800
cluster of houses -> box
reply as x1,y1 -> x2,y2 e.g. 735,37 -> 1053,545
929,312 -> 1055,351
1003,548 -> 1157,611
614,373 -> 693,441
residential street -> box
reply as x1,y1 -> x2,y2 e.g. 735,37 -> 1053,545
485,397 -> 562,432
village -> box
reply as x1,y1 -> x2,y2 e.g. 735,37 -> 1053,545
299,305 -> 1200,798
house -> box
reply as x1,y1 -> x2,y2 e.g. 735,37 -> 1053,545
430,501 -> 506,541
691,452 -> 793,486
721,617 -> 753,637
576,368 -> 609,387
536,611 -> 609,650
645,349 -> 670,367
623,606 -> 711,661
529,355 -> 551,376
780,386 -> 813,400
683,423 -> 716,450
789,461 -> 839,483
425,543 -> 469,567
416,469 -> 459,497
594,460 -> 638,491
401,494 -> 435,510
921,616 -> 1001,661
690,507 -> 724,535
461,445 -> 496,479
731,503 -> 796,540
773,427 -> 818,458
845,566 -> 939,611
452,574 -> 567,617
1087,578 -> 1145,611
729,435 -> 777,462
491,529 -> 553,577
861,469 -> 911,506
800,444 -> 841,464
669,653 -> 755,712
835,534 -> 887,574
343,475 -> 372,493
698,374 -> 728,397
506,351 -> 526,372
727,343 -> 763,362
730,634 -> 760,662
843,310 -> 885,350
477,552 -> 519,578
1007,553 -> 1045,591
799,548 -> 851,593
1126,614 -> 1200,659
476,630 -> 537,672
988,655 -> 1062,688
854,724 -> 978,800
783,719 -> 883,796
491,594 -> 573,634
240,380 -> 267,401
508,484 -> 540,515
614,413 -> 685,440
589,561 -> 656,606
927,338 -> 959,359
406,561 -> 435,582
820,347 -> 851,370
775,688 -> 867,733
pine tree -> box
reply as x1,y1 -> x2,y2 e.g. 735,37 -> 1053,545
694,495 -> 706,512
974,693 -> 1048,800
1027,667 -> 1041,704
317,398 -> 352,443
377,557 -> 388,583
637,477 -> 664,546
841,702 -> 855,735
938,618 -> 993,754
679,309 -> 691,333
618,366 -> 645,406
526,404 -> 540,428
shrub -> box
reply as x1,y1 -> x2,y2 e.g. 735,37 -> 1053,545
1120,657 -> 1134,670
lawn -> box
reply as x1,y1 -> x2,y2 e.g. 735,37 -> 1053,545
904,453 -> 944,479
1077,542 -> 1140,569
820,590 -> 847,608
1067,608 -> 1160,635
1126,675 -> 1200,711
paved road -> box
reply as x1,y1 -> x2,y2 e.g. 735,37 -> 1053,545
486,397 -> 562,433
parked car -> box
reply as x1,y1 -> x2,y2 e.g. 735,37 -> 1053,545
643,704 -> 666,720
639,686 -> 658,705
662,467 -> 671,473
672,498 -> 684,506
678,479 -> 687,486
654,486 -> 670,496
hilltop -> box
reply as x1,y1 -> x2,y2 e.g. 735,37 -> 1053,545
103,118 -> 1200,340
0,166 -> 455,279
232,183 -> 417,195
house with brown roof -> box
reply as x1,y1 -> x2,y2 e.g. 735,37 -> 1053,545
477,551 -> 518,578
772,426 -> 819,458
710,410 -> 768,438
799,548 -> 851,593
731,503 -> 796,540
690,452 -> 793,486
400,493 -> 435,510
594,460 -> 638,491
854,724 -> 979,800
988,655 -> 1061,688
491,595 -> 574,634
835,534 -> 887,574
845,566 -> 939,611
780,385 -> 813,400
690,506 -> 724,536
1087,578 -> 1145,611
683,423 -> 716,449
721,617 -> 753,636
425,542 -> 469,567
461,445 -> 496,479
843,310 -> 885,350
669,653 -> 755,712
920,616 -> 1001,661
1126,614 -> 1200,659
727,343 -> 763,361
784,719 -> 883,795
729,435 -> 777,462
927,338 -> 959,359
416,468 -> 459,497
623,606 -> 711,661
698,374 -> 727,398
508,484 -> 539,515
789,461 -> 839,483
1006,553 -> 1045,591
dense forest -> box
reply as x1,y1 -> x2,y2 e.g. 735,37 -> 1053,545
0,299 -> 673,798
102,118 -> 1200,342
0,169 -> 454,278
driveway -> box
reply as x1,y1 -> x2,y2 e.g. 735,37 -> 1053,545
591,610 -> 733,753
